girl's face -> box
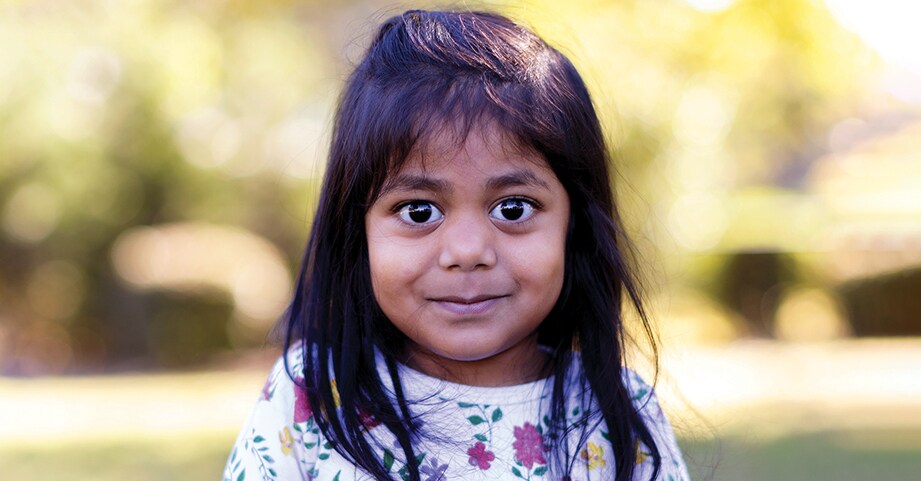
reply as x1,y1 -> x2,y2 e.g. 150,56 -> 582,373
365,124 -> 570,386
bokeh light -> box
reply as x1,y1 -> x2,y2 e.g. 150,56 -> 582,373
2,1 -> 920,480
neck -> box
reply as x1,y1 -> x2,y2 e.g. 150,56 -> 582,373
402,341 -> 551,387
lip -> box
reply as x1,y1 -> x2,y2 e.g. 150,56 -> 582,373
429,295 -> 507,316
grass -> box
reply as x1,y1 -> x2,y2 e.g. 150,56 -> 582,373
0,433 -> 234,481
4,340 -> 919,480
684,428 -> 921,481
3,428 -> 921,481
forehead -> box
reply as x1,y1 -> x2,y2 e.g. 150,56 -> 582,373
374,123 -> 564,202
399,121 -> 549,174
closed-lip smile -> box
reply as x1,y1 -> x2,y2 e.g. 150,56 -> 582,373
429,294 -> 508,315
431,294 -> 505,304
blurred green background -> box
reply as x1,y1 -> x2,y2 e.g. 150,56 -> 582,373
2,0 -> 920,480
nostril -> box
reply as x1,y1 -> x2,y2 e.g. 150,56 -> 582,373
438,224 -> 498,270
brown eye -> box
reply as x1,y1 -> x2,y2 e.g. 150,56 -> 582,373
489,199 -> 535,222
397,202 -> 443,225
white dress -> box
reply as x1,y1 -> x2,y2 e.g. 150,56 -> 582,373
223,346 -> 690,481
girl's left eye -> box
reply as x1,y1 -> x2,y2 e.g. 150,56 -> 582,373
489,199 -> 536,222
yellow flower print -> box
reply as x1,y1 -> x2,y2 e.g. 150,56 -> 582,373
580,442 -> 606,471
318,379 -> 342,419
331,379 -> 341,407
279,427 -> 294,456
635,441 -> 650,464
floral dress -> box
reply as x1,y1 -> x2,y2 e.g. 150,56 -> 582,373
223,347 -> 690,481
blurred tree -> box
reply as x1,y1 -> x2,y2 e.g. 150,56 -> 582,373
840,267 -> 921,337
0,0 -> 331,373
0,0 -> 889,373
517,0 -> 878,335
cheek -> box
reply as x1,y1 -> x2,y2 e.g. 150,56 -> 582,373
368,247 -> 398,301
540,249 -> 567,299
369,241 -> 416,278
511,234 -> 567,300
366,237 -> 426,311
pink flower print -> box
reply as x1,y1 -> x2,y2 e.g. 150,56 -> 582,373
467,442 -> 495,470
513,422 -> 546,469
293,377 -> 312,423
260,376 -> 274,401
358,406 -> 381,430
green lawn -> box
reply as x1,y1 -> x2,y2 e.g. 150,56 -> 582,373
4,340 -> 919,480
683,428 -> 921,481
0,433 -> 233,481
3,428 -> 920,481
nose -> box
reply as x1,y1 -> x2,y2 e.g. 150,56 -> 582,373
437,212 -> 497,271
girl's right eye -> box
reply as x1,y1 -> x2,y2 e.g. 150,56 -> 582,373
396,201 -> 444,225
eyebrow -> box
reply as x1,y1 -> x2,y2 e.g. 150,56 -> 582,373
380,169 -> 551,196
485,170 -> 551,191
380,174 -> 453,196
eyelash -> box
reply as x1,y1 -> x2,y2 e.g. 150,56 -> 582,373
489,198 -> 539,223
393,197 -> 541,227
394,201 -> 444,226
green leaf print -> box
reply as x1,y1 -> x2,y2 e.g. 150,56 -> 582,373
512,467 -> 523,478
227,447 -> 245,481
458,401 -> 498,446
467,415 -> 486,425
383,449 -> 395,472
631,387 -> 649,401
491,408 -> 503,422
332,472 -> 341,481
397,454 -> 426,481
246,428 -> 277,481
533,466 -> 548,476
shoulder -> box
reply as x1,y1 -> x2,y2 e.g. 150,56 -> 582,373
563,354 -> 657,406
223,344 -> 332,481
260,344 -> 313,420
566,357 -> 690,480
562,357 -> 666,431
621,368 -> 691,481
622,368 -> 659,413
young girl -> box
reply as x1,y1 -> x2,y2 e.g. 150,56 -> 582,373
224,9 -> 689,481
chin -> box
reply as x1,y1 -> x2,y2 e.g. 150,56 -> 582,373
433,347 -> 498,363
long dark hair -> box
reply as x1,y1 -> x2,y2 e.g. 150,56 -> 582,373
282,9 -> 661,481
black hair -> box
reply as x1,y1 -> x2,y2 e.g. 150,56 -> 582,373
282,9 -> 661,481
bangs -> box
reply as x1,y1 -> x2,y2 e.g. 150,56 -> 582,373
393,79 -> 546,173
344,10 -> 570,205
